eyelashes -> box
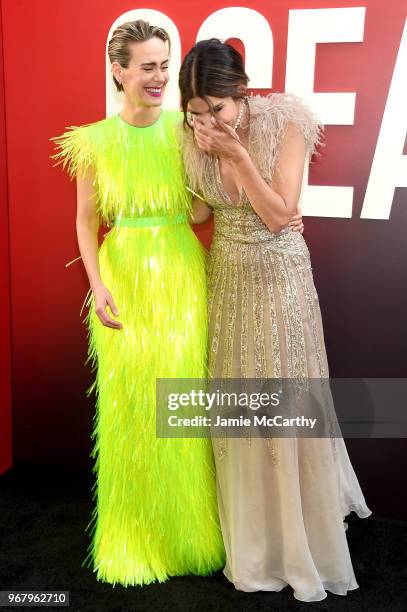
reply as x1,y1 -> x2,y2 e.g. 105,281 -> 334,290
143,66 -> 169,72
189,106 -> 224,117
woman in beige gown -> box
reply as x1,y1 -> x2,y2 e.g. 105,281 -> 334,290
179,39 -> 371,602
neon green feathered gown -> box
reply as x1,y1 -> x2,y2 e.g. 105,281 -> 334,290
52,110 -> 225,586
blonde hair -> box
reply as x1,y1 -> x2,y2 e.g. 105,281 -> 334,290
108,20 -> 170,92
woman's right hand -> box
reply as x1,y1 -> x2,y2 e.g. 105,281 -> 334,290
92,284 -> 122,329
76,167 -> 122,329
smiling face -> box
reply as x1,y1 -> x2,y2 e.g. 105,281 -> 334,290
187,96 -> 242,130
112,37 -> 170,108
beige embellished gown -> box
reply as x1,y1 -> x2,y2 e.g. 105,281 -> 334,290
182,94 -> 372,602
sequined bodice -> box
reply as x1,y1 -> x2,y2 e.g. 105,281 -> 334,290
202,155 -> 310,257
52,110 -> 191,226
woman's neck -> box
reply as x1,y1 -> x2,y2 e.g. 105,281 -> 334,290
119,101 -> 162,128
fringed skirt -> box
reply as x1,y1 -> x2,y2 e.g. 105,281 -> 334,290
83,221 -> 225,586
207,228 -> 371,602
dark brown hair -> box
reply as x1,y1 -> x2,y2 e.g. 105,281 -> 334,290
179,38 -> 249,128
108,20 -> 170,92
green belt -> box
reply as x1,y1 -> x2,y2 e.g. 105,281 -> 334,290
114,214 -> 188,228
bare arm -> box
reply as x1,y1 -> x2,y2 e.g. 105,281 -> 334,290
228,123 -> 307,233
189,196 -> 213,224
76,166 -> 122,329
76,167 -> 102,290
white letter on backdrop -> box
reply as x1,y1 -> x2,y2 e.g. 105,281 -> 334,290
196,8 -> 273,89
361,18 -> 407,220
286,8 -> 366,218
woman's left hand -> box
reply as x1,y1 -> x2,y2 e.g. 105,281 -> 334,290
289,208 -> 304,234
193,117 -> 244,162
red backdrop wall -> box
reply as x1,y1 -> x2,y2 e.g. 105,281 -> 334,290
1,0 -> 406,517
0,1 -> 12,474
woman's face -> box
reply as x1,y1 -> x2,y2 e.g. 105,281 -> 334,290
187,96 -> 241,130
113,37 -> 170,107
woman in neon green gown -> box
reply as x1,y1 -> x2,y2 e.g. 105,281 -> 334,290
52,20 -> 225,586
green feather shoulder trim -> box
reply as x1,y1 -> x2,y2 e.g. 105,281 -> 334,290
50,119 -> 105,179
51,112 -> 192,221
